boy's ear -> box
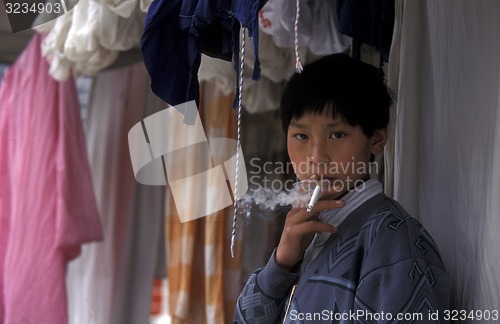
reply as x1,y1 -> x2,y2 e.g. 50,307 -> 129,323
370,128 -> 388,156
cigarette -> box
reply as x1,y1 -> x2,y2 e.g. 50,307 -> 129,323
306,185 -> 321,214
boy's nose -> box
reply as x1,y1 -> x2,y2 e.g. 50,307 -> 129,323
308,143 -> 330,173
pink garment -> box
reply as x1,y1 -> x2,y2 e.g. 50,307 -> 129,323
0,34 -> 102,324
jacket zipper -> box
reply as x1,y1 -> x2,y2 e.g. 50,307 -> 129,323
282,284 -> 298,324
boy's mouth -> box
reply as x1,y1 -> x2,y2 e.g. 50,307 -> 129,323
310,175 -> 339,190
312,175 -> 335,182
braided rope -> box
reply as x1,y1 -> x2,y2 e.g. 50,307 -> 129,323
294,0 -> 303,73
230,26 -> 246,258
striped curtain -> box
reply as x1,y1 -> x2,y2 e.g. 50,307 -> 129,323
166,81 -> 243,323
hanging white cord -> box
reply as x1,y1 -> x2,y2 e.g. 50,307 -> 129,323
230,26 -> 246,258
294,0 -> 303,73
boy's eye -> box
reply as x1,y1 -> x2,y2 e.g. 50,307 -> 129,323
330,132 -> 346,139
293,133 -> 309,140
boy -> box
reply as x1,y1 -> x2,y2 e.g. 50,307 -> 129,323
234,54 -> 450,323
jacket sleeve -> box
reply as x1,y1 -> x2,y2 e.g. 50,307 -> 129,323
234,249 -> 299,324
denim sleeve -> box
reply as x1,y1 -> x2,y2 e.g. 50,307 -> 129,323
233,249 -> 299,324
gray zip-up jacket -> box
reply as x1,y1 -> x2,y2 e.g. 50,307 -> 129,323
234,194 -> 450,323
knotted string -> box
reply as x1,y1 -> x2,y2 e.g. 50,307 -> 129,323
230,26 -> 246,258
294,0 -> 303,73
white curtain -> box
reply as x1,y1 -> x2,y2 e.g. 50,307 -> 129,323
386,0 -> 500,312
66,63 -> 166,324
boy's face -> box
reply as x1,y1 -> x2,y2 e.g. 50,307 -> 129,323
287,109 -> 387,198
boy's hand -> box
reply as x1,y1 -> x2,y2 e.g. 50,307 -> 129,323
275,185 -> 344,272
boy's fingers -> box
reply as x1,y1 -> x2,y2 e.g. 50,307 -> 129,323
306,199 -> 344,216
288,199 -> 344,224
294,220 -> 337,235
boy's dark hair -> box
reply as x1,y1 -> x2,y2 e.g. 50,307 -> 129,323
281,53 -> 392,137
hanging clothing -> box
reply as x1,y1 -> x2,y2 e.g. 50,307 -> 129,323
0,34 -> 102,324
244,29 -> 300,84
258,0 -> 313,49
66,62 -> 166,324
258,0 -> 351,56
198,32 -> 289,114
386,0 -> 500,312
35,0 -> 147,81
240,29 -> 321,113
0,65 -> 7,81
198,30 -> 320,114
198,54 -> 235,96
140,0 -> 265,109
336,0 -> 395,62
